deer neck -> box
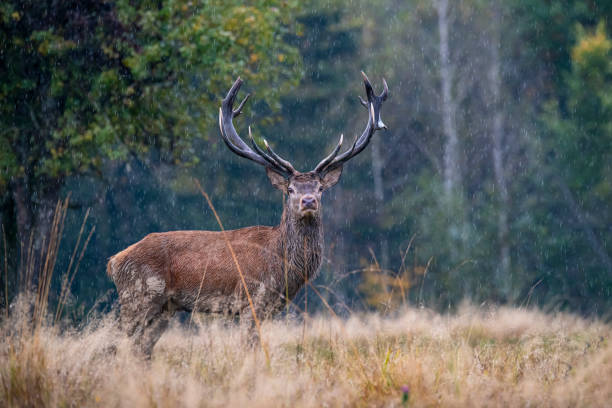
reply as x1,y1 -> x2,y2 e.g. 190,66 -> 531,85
276,208 -> 324,297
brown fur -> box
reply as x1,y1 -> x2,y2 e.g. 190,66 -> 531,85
107,171 -> 338,357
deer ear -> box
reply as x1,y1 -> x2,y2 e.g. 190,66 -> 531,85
266,167 -> 288,192
321,166 -> 343,190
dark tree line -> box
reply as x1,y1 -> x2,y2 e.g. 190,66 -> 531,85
1,0 -> 610,318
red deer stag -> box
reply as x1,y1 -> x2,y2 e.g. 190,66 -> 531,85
107,72 -> 388,357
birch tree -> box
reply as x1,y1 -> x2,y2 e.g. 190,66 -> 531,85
436,0 -> 461,197
487,3 -> 511,299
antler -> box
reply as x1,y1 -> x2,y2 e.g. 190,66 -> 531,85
314,71 -> 388,174
219,77 -> 296,176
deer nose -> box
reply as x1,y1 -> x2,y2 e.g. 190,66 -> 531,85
301,195 -> 317,210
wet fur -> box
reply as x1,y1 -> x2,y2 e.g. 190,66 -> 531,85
107,172 -> 333,357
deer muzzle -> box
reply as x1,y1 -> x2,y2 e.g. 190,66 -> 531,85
300,195 -> 318,212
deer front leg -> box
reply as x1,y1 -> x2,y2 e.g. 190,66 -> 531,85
239,307 -> 260,347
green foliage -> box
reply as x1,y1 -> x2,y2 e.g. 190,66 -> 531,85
0,0 -> 302,188
552,22 -> 612,195
535,22 -> 612,308
510,0 -> 612,90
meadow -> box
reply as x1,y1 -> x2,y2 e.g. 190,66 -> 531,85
1,301 -> 610,407
2,2 -> 612,407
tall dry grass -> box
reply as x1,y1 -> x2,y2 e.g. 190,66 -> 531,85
1,197 -> 610,407
0,302 -> 610,407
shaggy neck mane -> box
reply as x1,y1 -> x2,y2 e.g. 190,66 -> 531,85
274,207 -> 324,300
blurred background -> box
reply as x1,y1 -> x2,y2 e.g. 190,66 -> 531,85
1,0 -> 610,320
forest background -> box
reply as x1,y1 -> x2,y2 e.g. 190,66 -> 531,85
1,0 -> 610,320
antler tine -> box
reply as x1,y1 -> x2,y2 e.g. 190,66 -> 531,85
248,126 -> 284,169
233,93 -> 250,117
219,107 -> 268,166
358,95 -> 368,108
219,106 -> 225,137
263,139 -> 297,174
314,134 -> 344,173
359,77 -> 388,107
219,77 -> 293,176
361,70 -> 375,101
381,78 -> 389,101
314,71 -> 388,175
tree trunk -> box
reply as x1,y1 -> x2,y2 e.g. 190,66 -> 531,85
488,4 -> 511,300
436,0 -> 466,267
436,0 -> 461,197
11,177 -> 60,290
362,16 -> 389,269
371,135 -> 389,269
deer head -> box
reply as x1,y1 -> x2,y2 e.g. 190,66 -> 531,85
218,72 -> 388,221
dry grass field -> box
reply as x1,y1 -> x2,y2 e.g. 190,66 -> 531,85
1,301 -> 610,407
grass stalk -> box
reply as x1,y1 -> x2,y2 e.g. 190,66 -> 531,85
54,208 -> 90,322
2,225 -> 7,318
194,178 -> 270,364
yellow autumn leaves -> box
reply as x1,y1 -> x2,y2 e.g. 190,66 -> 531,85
572,22 -> 611,67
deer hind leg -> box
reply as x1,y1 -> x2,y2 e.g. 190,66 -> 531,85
119,303 -> 141,337
137,306 -> 172,358
127,294 -> 171,359
118,287 -> 147,337
118,275 -> 170,358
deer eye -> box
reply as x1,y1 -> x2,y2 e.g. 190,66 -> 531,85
287,187 -> 295,194
318,186 -> 324,192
